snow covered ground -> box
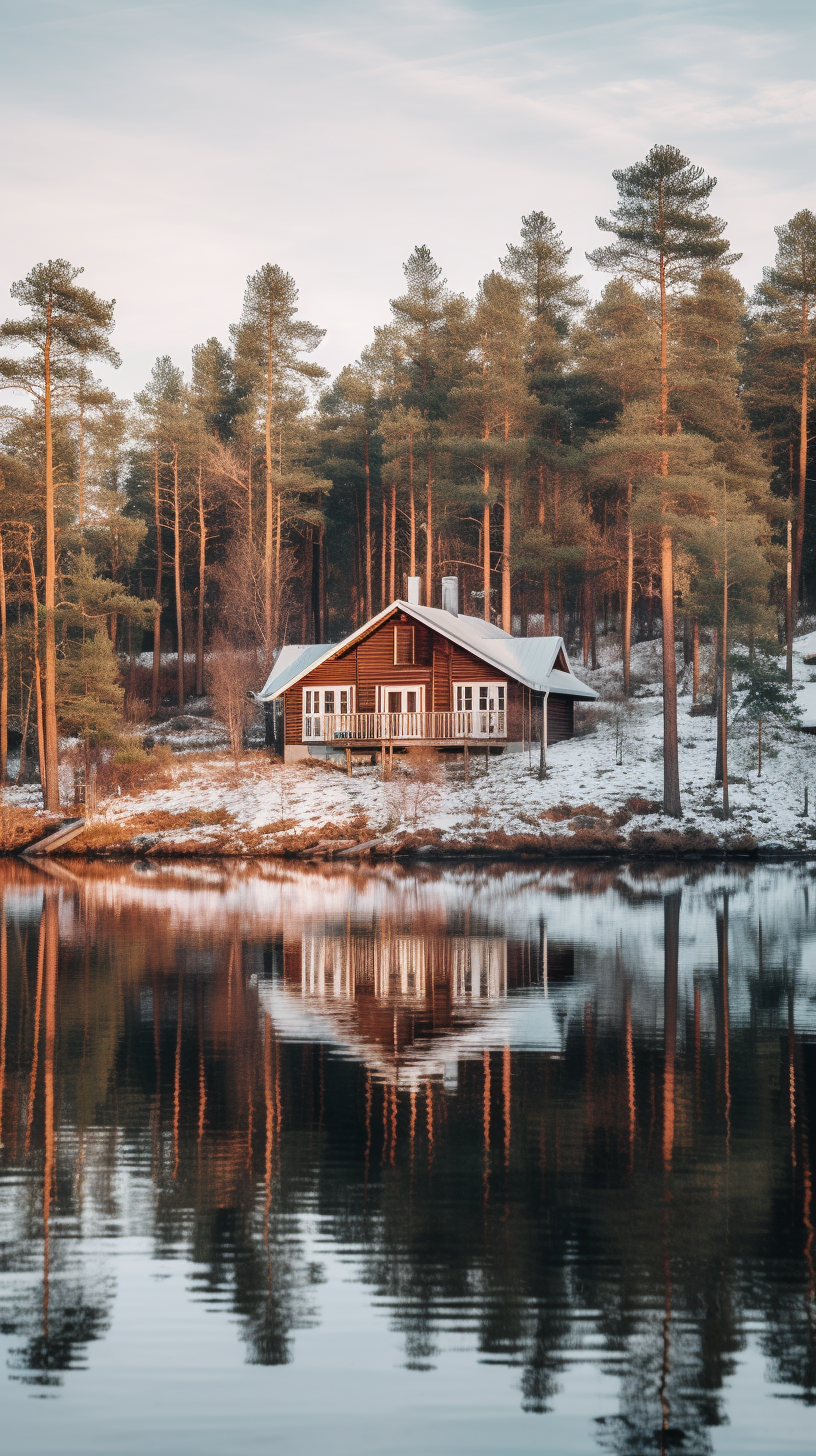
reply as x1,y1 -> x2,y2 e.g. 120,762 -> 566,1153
5,634 -> 816,857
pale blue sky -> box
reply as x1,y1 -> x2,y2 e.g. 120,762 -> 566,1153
1,0 -> 814,394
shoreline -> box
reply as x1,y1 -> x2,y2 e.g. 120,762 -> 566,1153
19,827 -> 815,864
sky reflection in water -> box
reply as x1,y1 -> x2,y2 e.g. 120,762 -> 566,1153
0,858 -> 814,1456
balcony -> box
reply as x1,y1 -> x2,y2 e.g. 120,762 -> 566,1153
302,710 -> 507,744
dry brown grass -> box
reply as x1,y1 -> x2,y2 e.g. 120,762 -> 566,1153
623,795 -> 663,816
0,804 -> 59,854
627,826 -> 721,856
64,807 -> 237,854
540,801 -> 609,823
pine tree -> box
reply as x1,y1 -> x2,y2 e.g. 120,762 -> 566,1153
0,260 -> 119,809
319,363 -> 382,621
501,213 -> 587,639
390,247 -> 455,605
746,211 -> 816,637
500,211 -> 586,333
57,551 -> 154,752
232,267 -> 326,659
575,281 -> 657,689
588,146 -> 737,817
192,336 -> 244,443
450,272 -> 534,626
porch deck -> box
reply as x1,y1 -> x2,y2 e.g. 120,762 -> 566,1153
303,710 -> 507,745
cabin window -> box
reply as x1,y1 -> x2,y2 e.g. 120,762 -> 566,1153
394,624 -> 415,665
453,682 -> 506,737
303,686 -> 354,740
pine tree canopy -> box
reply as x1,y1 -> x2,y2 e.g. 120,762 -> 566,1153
588,144 -> 739,288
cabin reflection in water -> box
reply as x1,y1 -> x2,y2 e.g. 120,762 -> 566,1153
275,923 -> 574,1085
297,930 -> 508,1001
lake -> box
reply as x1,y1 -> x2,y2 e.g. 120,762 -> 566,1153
0,857 -> 814,1456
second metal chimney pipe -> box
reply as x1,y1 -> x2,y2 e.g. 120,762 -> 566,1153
441,576 -> 459,616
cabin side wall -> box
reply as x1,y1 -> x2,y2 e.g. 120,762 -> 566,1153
547,694 -> 574,743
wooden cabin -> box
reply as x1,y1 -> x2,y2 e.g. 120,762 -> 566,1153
256,577 -> 598,763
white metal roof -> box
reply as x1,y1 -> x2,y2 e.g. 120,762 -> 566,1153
257,643 -> 331,701
255,600 -> 598,702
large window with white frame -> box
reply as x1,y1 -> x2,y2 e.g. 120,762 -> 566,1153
453,681 -> 506,736
303,685 -> 355,740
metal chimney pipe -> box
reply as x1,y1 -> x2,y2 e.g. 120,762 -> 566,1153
407,576 -> 421,606
441,576 -> 459,616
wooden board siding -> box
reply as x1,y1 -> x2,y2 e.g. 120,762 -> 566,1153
506,681 -> 525,743
547,694 -> 573,743
283,610 -> 522,745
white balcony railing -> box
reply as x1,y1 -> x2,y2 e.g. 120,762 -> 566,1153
302,710 -> 506,743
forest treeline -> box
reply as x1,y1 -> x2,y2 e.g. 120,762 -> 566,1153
0,143 -> 814,813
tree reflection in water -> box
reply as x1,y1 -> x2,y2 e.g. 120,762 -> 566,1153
0,858 -> 814,1452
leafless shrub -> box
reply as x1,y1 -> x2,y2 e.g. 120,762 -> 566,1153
207,632 -> 262,764
388,748 -> 443,826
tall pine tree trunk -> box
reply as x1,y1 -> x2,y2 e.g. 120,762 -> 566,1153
380,489 -> 387,610
25,532 -> 47,797
152,450 -> 163,714
389,477 -> 396,602
661,530 -> 681,817
425,448 -> 433,608
408,431 -> 416,580
786,518 -> 793,684
354,494 -> 362,628
589,584 -> 597,669
483,459 -> 491,623
793,343 -> 809,627
275,485 -> 281,647
263,319 -> 274,665
196,459 -> 206,698
42,305 -> 59,810
658,232 -> 681,817
0,535 -> 6,785
501,451 -> 511,633
172,444 -> 184,711
364,429 -> 372,619
692,618 -> 699,701
538,463 -> 551,635
623,481 -> 633,695
318,517 -> 326,640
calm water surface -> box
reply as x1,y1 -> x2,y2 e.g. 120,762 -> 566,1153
0,858 -> 815,1456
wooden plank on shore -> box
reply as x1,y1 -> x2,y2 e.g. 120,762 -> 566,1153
298,838 -> 357,859
334,834 -> 395,858
19,818 -> 86,858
